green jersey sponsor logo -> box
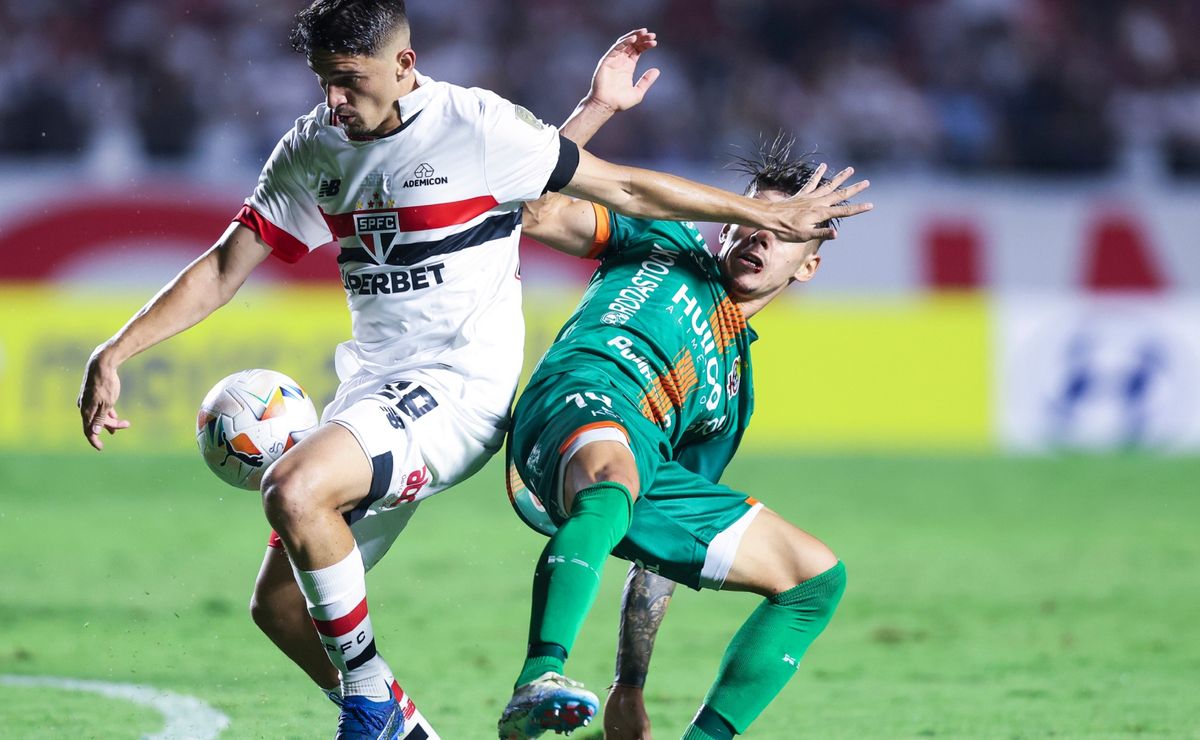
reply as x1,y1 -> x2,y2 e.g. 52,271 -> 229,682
601,244 -> 678,326
671,284 -> 722,411
606,335 -> 658,384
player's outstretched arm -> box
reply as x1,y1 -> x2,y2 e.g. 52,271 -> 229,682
523,29 -> 659,257
605,563 -> 678,740
565,151 -> 872,243
78,224 -> 271,450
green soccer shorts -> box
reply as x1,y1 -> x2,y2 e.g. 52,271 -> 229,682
507,371 -> 762,590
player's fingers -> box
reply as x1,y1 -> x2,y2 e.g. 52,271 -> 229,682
815,166 -> 855,195
90,404 -> 111,436
797,163 -> 828,195
805,227 -> 837,241
104,409 -> 131,433
617,28 -> 646,49
85,417 -> 104,450
633,31 -> 657,50
824,179 -> 871,204
80,397 -> 97,430
821,201 -> 874,219
635,68 -> 660,93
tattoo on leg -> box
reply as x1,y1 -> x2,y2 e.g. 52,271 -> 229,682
613,563 -> 676,688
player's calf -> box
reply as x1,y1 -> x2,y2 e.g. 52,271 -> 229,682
686,562 -> 847,738
249,543 -> 342,689
686,511 -> 847,738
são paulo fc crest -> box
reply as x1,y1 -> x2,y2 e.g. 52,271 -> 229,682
354,212 -> 399,264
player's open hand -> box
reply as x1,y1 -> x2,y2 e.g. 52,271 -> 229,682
604,684 -> 653,739
587,29 -> 660,113
769,165 -> 873,243
78,347 -> 131,451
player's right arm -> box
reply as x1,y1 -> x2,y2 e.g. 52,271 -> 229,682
78,224 -> 271,450
604,563 -> 678,740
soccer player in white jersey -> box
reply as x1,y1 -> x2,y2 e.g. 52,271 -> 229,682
76,2 -> 871,737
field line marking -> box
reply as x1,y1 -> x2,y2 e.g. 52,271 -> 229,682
0,674 -> 230,739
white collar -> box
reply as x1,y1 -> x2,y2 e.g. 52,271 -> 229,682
396,70 -> 437,121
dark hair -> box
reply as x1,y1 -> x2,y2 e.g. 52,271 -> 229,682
290,0 -> 409,58
728,133 -> 840,231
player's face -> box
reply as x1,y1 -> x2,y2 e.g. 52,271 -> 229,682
309,43 -> 414,137
717,189 -> 821,309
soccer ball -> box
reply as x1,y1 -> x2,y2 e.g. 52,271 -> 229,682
196,369 -> 319,490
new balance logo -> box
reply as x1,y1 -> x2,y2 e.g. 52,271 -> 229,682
403,163 -> 448,188
317,179 -> 341,197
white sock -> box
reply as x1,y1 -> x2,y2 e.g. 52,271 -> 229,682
294,545 -> 392,701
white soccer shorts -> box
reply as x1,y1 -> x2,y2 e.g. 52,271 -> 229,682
320,366 -> 509,570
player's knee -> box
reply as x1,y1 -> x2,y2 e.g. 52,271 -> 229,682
771,560 -> 847,624
260,464 -> 316,531
770,524 -> 839,594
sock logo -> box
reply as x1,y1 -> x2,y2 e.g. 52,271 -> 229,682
782,653 -> 798,667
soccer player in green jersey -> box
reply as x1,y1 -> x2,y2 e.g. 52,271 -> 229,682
496,32 -> 872,740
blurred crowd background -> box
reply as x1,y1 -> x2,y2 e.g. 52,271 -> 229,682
3,0 -> 1199,456
3,0 -> 1199,176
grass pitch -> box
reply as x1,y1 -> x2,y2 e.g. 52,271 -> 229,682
1,452 -> 1197,738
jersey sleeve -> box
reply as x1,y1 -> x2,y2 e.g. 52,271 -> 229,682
588,206 -> 660,260
477,90 -> 578,203
236,127 -> 333,264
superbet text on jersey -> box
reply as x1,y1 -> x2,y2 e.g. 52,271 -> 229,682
235,71 -> 577,407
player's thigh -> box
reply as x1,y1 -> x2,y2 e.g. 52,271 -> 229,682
721,508 -> 838,597
264,420 -> 373,512
562,440 -> 639,513
327,377 -> 485,513
510,376 -> 660,523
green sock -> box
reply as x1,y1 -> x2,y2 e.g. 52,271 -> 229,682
690,561 -> 847,734
516,482 -> 633,687
681,706 -> 734,739
680,725 -> 722,740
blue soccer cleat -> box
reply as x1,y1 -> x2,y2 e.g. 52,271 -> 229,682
333,693 -> 404,740
497,672 -> 598,739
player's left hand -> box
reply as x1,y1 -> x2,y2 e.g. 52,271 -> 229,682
586,28 -> 660,113
604,684 -> 653,739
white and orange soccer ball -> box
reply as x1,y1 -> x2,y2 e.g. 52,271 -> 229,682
196,369 -> 319,490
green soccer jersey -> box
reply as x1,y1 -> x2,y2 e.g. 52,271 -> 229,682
528,207 -> 757,480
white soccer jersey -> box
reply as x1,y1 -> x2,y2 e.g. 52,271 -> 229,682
235,71 -> 577,416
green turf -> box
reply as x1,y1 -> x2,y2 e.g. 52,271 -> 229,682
1,452 -> 1198,738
